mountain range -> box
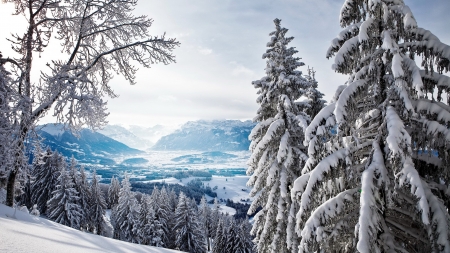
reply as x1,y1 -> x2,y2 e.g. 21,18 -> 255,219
151,120 -> 255,151
37,124 -> 142,166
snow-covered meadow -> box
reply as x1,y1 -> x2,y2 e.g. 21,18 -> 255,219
0,204 -> 182,253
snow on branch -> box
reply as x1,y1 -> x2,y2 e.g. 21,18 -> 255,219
332,36 -> 360,71
326,22 -> 362,58
393,79 -> 415,113
248,119 -> 285,166
412,99 -> 450,123
389,4 -> 417,30
403,58 -> 424,97
298,149 -> 348,218
385,106 -> 412,157
420,70 -> 450,90
419,118 -> 450,142
358,18 -> 374,43
396,157 -> 430,225
422,180 -> 450,252
299,188 -> 357,245
334,79 -> 367,126
357,141 -> 386,252
304,103 -> 336,146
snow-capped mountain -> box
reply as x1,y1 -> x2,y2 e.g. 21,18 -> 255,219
97,125 -> 154,150
152,120 -> 256,151
97,124 -> 178,150
37,124 -> 143,165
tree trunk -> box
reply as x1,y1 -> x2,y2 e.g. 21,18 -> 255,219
6,168 -> 17,207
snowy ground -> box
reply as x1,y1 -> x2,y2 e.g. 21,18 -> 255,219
0,204 -> 182,253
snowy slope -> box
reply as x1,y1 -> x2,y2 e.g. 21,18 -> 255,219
0,204 -> 182,253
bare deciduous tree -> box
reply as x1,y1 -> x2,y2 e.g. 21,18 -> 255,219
0,0 -> 179,207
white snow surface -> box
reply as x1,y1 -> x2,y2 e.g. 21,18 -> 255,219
0,204 -> 182,253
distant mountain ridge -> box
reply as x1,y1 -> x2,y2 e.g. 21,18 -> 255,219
98,124 -> 177,150
37,124 -> 142,165
152,120 -> 256,151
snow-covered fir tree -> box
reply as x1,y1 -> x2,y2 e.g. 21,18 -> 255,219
47,167 -> 82,229
107,176 -> 120,209
76,166 -> 91,231
303,68 -> 326,120
198,196 -> 212,250
209,197 -> 221,240
226,218 -> 239,252
158,186 -> 175,248
111,174 -> 140,243
0,59 -> 14,187
173,192 -> 206,253
138,194 -> 164,247
212,218 -> 226,253
31,149 -> 63,214
247,18 -> 323,253
292,1 -> 450,252
236,218 -> 255,253
89,169 -> 107,235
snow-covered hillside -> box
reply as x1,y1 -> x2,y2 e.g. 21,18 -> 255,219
0,204 -> 182,253
152,120 -> 255,151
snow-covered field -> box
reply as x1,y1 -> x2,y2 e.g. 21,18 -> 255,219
113,150 -> 250,170
0,204 -> 182,253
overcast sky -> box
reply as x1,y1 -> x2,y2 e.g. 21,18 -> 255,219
1,0 -> 449,127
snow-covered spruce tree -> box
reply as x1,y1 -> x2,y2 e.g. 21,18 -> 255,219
174,193 -> 206,253
107,176 -> 120,209
0,58 -> 17,188
198,196 -> 212,250
89,169 -> 107,235
303,68 -> 326,120
47,167 -> 82,229
0,0 -> 179,207
158,186 -> 176,248
31,149 -> 62,214
209,197 -> 221,239
247,18 -> 322,253
292,1 -> 450,252
236,218 -> 255,253
76,166 -> 91,231
111,174 -> 140,243
137,194 -> 164,247
212,218 -> 226,253
225,218 -> 239,252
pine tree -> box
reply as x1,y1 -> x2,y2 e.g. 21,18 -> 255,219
157,186 -> 174,248
31,149 -> 62,214
225,218 -> 239,253
292,1 -> 450,252
107,176 -> 120,209
209,198 -> 220,239
236,218 -> 255,253
174,193 -> 206,253
212,218 -> 226,253
198,196 -> 211,251
111,174 -> 140,243
247,18 -> 321,253
47,167 -> 82,229
137,194 -> 164,246
76,166 -> 91,231
89,169 -> 107,235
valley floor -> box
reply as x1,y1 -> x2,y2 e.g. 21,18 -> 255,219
0,204 -> 182,253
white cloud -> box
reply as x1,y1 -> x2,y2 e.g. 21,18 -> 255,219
198,47 -> 213,55
231,62 -> 255,77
